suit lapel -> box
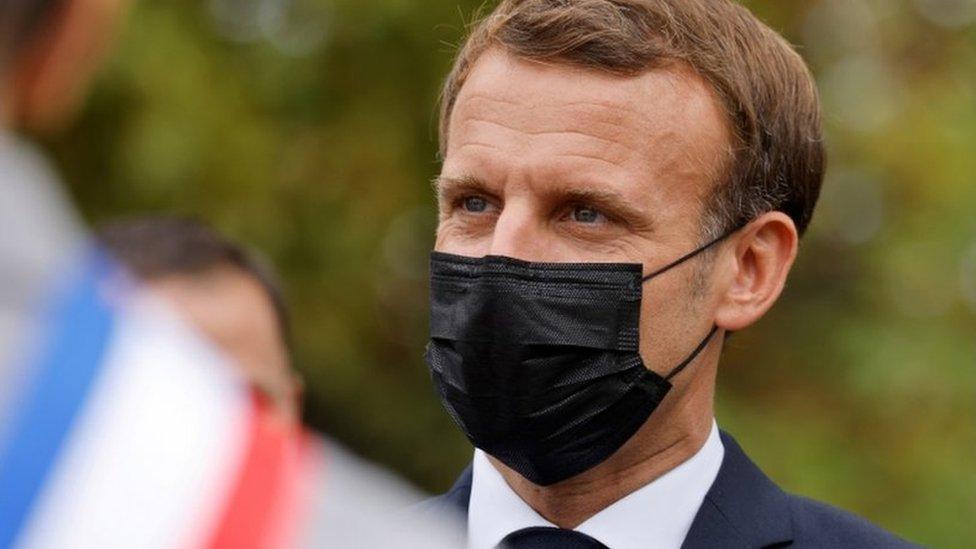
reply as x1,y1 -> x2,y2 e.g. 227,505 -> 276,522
681,432 -> 794,548
680,497 -> 752,549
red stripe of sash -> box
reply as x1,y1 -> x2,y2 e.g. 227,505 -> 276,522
203,391 -> 315,549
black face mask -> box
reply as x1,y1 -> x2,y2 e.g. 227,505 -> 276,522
424,231 -> 732,486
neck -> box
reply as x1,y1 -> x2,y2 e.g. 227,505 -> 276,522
491,354 -> 719,528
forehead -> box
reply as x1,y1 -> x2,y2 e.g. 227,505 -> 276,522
445,49 -> 730,201
151,269 -> 283,347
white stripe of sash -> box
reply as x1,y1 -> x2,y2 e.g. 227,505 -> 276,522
16,294 -> 251,549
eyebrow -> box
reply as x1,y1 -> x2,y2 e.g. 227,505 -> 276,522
432,175 -> 493,209
555,187 -> 652,228
432,174 -> 487,196
433,174 -> 654,230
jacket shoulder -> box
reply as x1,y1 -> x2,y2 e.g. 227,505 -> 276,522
701,432 -> 923,549
786,493 -> 922,549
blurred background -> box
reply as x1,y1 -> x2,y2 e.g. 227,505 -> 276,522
34,0 -> 975,546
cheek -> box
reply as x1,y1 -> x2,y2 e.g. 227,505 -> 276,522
637,276 -> 700,373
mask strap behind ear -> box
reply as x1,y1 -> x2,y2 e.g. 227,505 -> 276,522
642,227 -> 740,282
665,325 -> 720,382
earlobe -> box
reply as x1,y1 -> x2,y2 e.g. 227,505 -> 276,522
714,212 -> 798,332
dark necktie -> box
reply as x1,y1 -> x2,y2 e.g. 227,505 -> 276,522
498,526 -> 610,549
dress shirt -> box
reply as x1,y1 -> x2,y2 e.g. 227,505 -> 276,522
468,420 -> 724,549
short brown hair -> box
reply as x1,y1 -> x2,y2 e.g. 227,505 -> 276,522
438,0 -> 825,237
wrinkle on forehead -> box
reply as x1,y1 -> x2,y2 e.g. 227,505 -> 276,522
447,48 -> 730,206
452,94 -> 643,164
457,115 -> 634,170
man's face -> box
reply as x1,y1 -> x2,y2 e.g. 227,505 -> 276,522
435,48 -> 731,377
148,267 -> 298,420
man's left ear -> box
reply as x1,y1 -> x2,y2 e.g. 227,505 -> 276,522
713,211 -> 798,332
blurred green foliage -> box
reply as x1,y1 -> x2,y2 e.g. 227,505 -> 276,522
41,0 -> 975,546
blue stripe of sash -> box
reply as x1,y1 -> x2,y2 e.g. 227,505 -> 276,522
0,252 -> 117,548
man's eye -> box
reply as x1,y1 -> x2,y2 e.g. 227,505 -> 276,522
571,205 -> 604,224
462,196 -> 489,213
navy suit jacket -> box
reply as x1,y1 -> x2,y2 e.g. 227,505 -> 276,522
421,432 -> 921,548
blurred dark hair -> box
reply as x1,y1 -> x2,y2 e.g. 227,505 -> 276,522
0,0 -> 65,68
98,216 -> 291,348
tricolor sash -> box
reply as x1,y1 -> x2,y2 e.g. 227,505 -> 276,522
0,252 -> 323,549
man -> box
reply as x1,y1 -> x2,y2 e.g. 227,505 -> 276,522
421,1 -> 920,548
99,216 -> 301,421
0,2 -> 457,547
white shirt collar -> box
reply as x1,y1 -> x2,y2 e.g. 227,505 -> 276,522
467,420 -> 724,549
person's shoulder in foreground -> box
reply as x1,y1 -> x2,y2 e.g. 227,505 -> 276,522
0,249 -> 461,547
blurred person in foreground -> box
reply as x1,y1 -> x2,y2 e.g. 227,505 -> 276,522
420,1 -> 920,548
0,2 -> 457,547
99,216 -> 302,422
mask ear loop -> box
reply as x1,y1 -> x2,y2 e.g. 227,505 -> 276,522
639,223 -> 744,381
642,228 -> 738,282
664,325 -> 720,382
